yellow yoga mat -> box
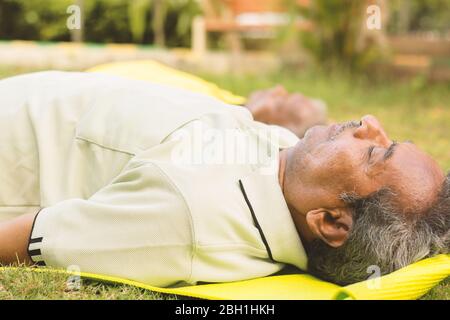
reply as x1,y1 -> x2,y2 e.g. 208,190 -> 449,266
87,60 -> 247,106
1,254 -> 448,300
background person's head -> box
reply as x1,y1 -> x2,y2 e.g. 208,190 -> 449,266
283,115 -> 449,285
245,85 -> 327,137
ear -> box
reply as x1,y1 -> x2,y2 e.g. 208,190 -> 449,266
305,208 -> 353,248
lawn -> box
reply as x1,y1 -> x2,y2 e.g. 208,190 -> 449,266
0,65 -> 448,300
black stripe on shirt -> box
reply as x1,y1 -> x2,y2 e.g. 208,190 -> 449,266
238,179 -> 275,262
27,208 -> 46,267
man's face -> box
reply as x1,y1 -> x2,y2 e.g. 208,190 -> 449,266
288,115 -> 444,217
246,85 -> 327,137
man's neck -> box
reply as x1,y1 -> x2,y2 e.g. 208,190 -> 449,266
278,147 -> 315,245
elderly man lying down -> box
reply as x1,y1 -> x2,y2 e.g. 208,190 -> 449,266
0,71 -> 448,287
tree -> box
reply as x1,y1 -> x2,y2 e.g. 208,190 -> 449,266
297,0 -> 386,71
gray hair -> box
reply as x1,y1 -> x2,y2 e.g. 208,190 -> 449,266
306,173 -> 450,286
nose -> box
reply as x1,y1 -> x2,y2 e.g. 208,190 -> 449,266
353,115 -> 391,146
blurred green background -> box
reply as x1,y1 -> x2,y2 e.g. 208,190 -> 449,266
0,0 -> 448,46
0,0 -> 448,300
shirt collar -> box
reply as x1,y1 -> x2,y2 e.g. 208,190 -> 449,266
238,172 -> 308,271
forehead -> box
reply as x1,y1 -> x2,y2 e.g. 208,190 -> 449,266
382,142 -> 444,212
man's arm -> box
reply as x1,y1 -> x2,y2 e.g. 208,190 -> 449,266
0,212 -> 36,265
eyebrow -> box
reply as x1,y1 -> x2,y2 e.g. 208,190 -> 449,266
383,141 -> 398,161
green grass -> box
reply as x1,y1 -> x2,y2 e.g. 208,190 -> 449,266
0,65 -> 448,299
421,277 -> 450,300
0,267 -> 176,300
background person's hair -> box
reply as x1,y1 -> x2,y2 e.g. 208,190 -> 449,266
306,172 -> 450,286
